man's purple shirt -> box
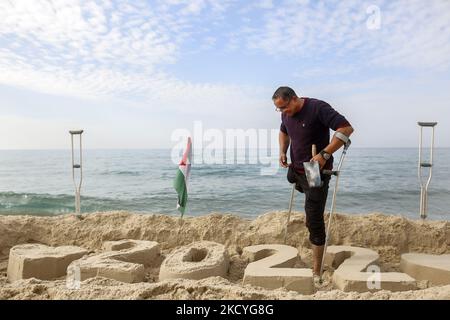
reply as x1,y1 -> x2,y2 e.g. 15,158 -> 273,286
280,97 -> 350,172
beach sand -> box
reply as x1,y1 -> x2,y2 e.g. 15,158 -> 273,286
0,211 -> 449,300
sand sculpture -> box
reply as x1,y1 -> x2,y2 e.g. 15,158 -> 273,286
67,240 -> 160,283
242,244 -> 313,294
324,246 -> 417,292
6,241 -> 450,293
400,253 -> 450,285
159,241 -> 229,281
7,244 -> 88,282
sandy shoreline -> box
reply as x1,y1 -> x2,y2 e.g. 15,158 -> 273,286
0,211 -> 449,300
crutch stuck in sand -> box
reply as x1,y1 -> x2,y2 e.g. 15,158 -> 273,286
70,130 -> 84,218
418,122 -> 437,220
283,183 -> 296,244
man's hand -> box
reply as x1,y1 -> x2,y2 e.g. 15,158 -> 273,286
310,154 -> 326,169
280,153 -> 288,168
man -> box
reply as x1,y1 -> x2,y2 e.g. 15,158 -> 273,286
273,86 -> 354,285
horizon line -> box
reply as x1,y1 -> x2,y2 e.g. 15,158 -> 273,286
0,147 -> 449,151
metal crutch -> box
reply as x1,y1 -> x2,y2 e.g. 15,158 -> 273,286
418,122 -> 437,220
319,139 -> 351,281
70,130 -> 84,216
283,145 -> 317,244
283,183 -> 296,244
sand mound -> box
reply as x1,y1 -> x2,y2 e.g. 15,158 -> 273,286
0,211 -> 449,300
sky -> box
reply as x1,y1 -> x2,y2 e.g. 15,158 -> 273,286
0,0 -> 449,149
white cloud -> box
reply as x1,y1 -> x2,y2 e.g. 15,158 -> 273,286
0,1 -> 180,73
2,0 -> 449,106
371,0 -> 450,69
0,0 -> 251,113
240,0 -> 450,70
0,0 -> 449,150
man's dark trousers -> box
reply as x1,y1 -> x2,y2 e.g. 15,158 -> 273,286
287,166 -> 330,246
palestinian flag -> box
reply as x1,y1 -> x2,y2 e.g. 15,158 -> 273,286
173,137 -> 192,216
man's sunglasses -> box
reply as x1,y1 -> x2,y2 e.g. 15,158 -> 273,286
275,98 -> 291,112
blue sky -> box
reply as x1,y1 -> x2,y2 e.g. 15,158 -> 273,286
0,0 -> 449,149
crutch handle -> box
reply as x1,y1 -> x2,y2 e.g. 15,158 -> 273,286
418,122 -> 437,127
70,130 -> 84,135
344,139 -> 351,150
323,170 -> 338,176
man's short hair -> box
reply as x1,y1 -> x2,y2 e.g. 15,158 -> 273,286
272,86 -> 298,101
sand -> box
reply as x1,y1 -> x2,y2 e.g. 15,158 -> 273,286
0,211 -> 449,300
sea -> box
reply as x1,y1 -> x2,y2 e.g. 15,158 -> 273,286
0,148 -> 448,220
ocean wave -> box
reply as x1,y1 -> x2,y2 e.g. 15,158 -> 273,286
0,192 -> 176,216
0,192 -> 74,215
98,170 -> 143,176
